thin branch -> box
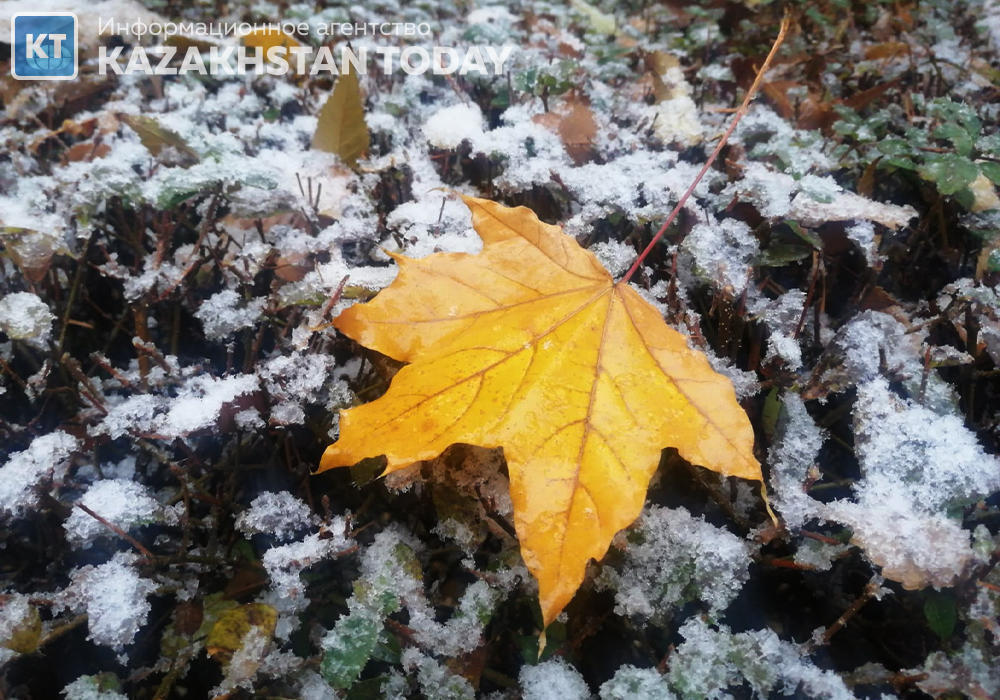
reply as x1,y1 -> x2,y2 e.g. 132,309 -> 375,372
621,14 -> 791,284
76,503 -> 156,560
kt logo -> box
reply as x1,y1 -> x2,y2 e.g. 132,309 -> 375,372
11,13 -> 78,80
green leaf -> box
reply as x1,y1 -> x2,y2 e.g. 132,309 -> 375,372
883,156 -> 917,171
926,98 -> 981,138
877,139 -> 912,157
918,154 -> 980,195
346,676 -> 393,700
761,388 -> 783,441
785,220 -> 823,249
320,608 -> 383,690
933,122 -> 973,157
312,65 -> 370,167
756,243 -> 812,266
923,591 -> 956,642
980,161 -> 1000,185
987,248 -> 1000,273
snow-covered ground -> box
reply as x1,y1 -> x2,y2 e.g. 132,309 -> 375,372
2,0 -> 1000,697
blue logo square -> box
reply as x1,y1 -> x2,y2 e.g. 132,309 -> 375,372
11,13 -> 78,80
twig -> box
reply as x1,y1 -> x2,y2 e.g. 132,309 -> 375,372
155,192 -> 222,301
621,14 -> 791,283
793,250 -> 820,339
76,502 -> 156,560
37,614 -> 88,649
808,576 -> 882,650
310,275 -> 350,331
60,353 -> 108,415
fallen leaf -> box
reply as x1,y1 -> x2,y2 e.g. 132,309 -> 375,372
318,196 -> 761,627
864,41 -> 911,60
118,113 -> 199,166
312,65 -> 369,167
28,116 -> 97,154
206,603 -> 277,666
531,93 -> 597,165
242,27 -> 302,52
0,603 -> 41,654
762,80 -> 798,120
645,51 -> 682,102
0,226 -> 61,283
570,0 -> 617,35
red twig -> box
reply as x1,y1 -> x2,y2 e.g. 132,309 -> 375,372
76,503 -> 156,560
621,15 -> 791,284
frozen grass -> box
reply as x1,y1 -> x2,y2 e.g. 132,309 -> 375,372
1,0 -> 999,696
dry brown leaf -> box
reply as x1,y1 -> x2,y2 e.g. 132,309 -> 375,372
532,93 -> 598,165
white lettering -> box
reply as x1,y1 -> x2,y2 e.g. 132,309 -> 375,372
98,45 -> 124,75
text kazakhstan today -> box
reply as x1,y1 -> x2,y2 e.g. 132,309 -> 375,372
98,44 -> 515,76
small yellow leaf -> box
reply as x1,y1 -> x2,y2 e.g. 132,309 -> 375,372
319,196 -> 762,628
1,603 -> 41,654
570,0 -> 617,35
241,27 -> 302,53
206,603 -> 277,665
312,65 -> 369,167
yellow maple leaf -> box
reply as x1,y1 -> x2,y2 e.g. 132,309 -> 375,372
318,196 -> 762,627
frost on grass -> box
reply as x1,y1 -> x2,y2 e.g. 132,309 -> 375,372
590,239 -> 637,279
402,648 -> 475,700
735,106 -> 833,176
746,290 -> 809,370
730,160 -> 916,229
470,103 -> 571,191
666,617 -> 854,700
680,217 -> 759,294
159,373 -> 258,435
793,538 -> 850,572
61,674 -> 129,700
195,290 -> 266,340
596,506 -> 751,622
850,378 -> 1000,511
0,431 -> 78,520
64,479 -> 163,545
844,220 -> 880,266
259,351 -> 344,427
808,310 -> 957,412
55,552 -> 156,650
0,292 -> 54,344
911,640 -> 1000,698
94,372 -> 258,439
559,152 -> 716,236
519,658 -> 590,700
825,378 -> 1000,588
235,491 -> 318,543
599,665 -> 674,700
767,393 -> 827,529
321,526 -> 510,690
260,517 -> 352,600
210,625 -> 278,698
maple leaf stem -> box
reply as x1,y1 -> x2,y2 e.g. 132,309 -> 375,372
620,14 -> 792,285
